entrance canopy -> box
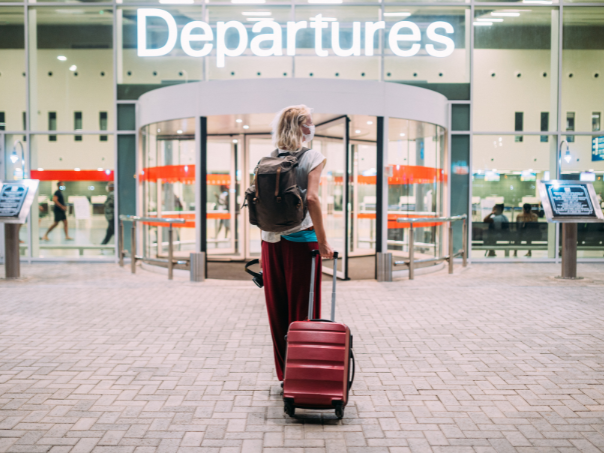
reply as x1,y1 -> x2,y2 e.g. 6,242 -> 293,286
137,79 -> 449,130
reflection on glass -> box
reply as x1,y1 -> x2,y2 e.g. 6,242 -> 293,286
0,8 -> 26,131
29,7 -> 113,131
119,7 -> 201,99
387,118 -> 446,265
142,122 -> 196,262
558,135 -> 604,258
471,135 -> 554,259
29,135 -> 115,258
474,8 -> 557,132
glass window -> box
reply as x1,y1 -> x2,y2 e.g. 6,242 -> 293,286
471,135 -> 553,259
294,6 -> 380,80
28,134 -> 115,258
29,7 -> 113,132
594,112 -> 602,132
141,119 -> 196,263
118,6 -> 202,99
540,112 -> 549,142
559,135 -> 604,258
566,112 -> 575,141
562,8 -> 603,132
384,7 -> 469,93
0,8 -> 26,131
74,111 -> 82,141
387,118 -> 446,263
515,111 -> 523,142
48,112 -> 56,141
100,111 -> 108,141
207,6 -> 291,80
474,7 -> 557,132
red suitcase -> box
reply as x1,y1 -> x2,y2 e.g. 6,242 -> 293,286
283,250 -> 355,419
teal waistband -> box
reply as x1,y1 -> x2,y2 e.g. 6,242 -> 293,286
282,229 -> 318,243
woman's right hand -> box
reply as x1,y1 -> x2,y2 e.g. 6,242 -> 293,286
319,241 -> 334,260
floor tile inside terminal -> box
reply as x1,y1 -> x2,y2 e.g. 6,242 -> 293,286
1,263 -> 604,452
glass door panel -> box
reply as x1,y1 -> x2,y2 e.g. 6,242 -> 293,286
314,118 -> 347,279
207,136 -> 238,257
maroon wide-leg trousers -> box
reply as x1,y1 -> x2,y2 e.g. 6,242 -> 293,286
261,240 -> 321,381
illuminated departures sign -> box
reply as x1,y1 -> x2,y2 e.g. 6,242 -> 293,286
137,8 -> 455,68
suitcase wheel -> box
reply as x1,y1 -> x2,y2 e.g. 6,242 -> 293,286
334,401 -> 344,419
284,400 -> 295,417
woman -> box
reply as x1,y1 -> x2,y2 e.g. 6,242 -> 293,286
514,203 -> 538,257
260,105 -> 334,383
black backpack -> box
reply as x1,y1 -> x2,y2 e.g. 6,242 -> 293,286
244,148 -> 310,233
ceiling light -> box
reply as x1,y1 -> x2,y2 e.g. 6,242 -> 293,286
243,125 -> 250,129
233,139 -> 238,143
246,17 -> 274,21
157,128 -> 161,132
310,16 -> 337,21
242,11 -> 271,15
355,130 -> 361,133
57,56 -> 67,61
367,121 -> 373,125
477,18 -> 503,22
522,0 -> 551,3
177,130 -> 183,134
491,12 -> 520,16
98,168 -> 104,171
74,168 -> 81,171
236,119 -> 243,123
160,0 -> 194,3
307,0 -> 343,4
400,133 -> 405,137
474,21 -> 493,26
383,12 -> 411,17
231,0 -> 266,4
69,65 -> 77,71
37,168 -> 44,171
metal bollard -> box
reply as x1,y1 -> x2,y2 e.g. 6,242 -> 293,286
408,224 -> 415,280
190,252 -> 206,282
462,218 -> 468,267
376,252 -> 392,282
168,224 -> 174,280
448,223 -> 454,274
130,222 -> 137,274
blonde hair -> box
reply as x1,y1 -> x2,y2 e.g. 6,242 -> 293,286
271,105 -> 312,151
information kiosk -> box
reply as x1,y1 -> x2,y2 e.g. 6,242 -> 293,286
0,180 -> 39,279
538,180 -> 604,279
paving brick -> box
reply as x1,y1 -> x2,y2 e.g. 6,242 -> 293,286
1,262 -> 604,453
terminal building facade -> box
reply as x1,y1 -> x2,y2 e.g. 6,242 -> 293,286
1,0 -> 603,277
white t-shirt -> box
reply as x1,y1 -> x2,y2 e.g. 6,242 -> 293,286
261,148 -> 326,243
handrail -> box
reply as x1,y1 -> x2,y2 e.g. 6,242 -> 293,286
397,214 -> 467,224
118,215 -> 186,279
393,214 -> 468,280
119,214 -> 186,225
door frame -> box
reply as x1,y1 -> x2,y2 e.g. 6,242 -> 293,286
314,115 -> 349,280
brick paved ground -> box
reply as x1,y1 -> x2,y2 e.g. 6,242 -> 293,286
1,262 -> 604,453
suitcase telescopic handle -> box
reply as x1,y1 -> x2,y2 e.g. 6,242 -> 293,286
307,250 -> 338,321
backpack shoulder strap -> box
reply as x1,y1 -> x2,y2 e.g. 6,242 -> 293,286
277,147 -> 311,159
